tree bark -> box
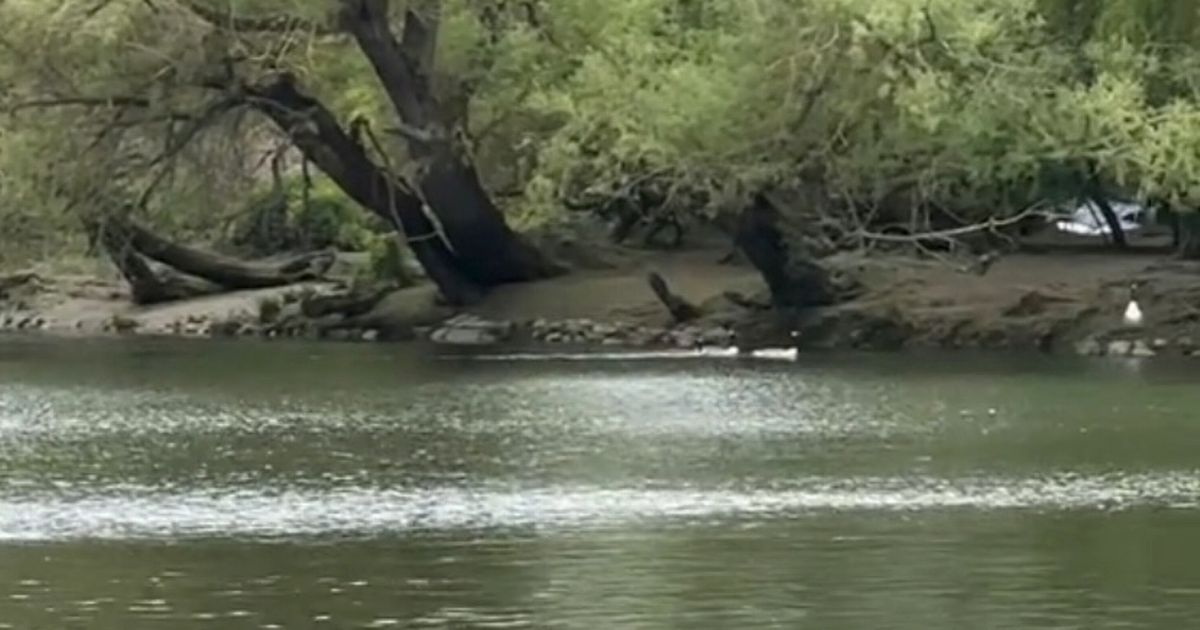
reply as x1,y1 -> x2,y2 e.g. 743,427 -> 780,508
337,0 -> 561,286
1086,193 -> 1128,248
736,192 -> 837,309
106,215 -> 335,290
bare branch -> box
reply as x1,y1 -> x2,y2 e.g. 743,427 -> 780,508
855,203 -> 1060,245
383,121 -> 440,145
135,95 -> 243,208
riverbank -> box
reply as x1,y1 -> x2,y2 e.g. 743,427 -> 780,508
2,238 -> 1198,358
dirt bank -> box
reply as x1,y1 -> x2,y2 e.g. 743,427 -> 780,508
1,240 -> 1196,358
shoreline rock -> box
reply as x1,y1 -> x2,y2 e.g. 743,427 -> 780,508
8,250 -> 1200,358
9,301 -> 1200,359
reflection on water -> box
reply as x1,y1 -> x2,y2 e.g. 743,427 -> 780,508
2,474 -> 1200,542
1,338 -> 1200,628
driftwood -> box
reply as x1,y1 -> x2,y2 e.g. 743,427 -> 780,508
647,271 -> 701,323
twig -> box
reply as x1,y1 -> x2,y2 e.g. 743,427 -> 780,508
134,96 -> 242,209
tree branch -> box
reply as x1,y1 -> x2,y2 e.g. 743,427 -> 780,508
338,0 -> 434,129
135,95 -> 243,209
855,203 -> 1058,245
383,121 -> 440,145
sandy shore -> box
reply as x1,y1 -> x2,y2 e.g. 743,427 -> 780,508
1,241 -> 1196,358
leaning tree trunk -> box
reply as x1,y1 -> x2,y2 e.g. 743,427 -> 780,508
1086,193 -> 1128,248
247,74 -> 485,305
1176,212 -> 1200,260
735,192 -> 837,309
338,0 -> 560,286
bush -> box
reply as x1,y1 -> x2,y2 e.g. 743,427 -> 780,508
238,174 -> 385,254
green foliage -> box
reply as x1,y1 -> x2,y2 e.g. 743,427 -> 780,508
4,0 -> 1200,272
361,235 -> 416,286
290,182 -> 376,252
496,0 -> 1200,226
240,173 -> 383,252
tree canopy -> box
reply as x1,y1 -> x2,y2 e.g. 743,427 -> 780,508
2,0 -> 1200,272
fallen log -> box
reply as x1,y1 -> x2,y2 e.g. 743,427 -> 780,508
109,216 -> 335,290
96,223 -> 221,305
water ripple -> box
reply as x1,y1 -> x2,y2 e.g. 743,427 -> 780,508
1,472 -> 1196,542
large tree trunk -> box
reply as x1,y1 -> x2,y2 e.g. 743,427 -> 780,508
736,192 -> 837,309
246,74 -> 484,305
337,0 -> 560,286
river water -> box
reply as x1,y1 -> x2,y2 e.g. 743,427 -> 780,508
1,338 -> 1199,628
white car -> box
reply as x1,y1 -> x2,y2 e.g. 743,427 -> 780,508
1055,200 -> 1151,237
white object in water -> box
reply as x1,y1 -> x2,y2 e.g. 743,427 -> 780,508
748,347 -> 799,362
696,346 -> 739,358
